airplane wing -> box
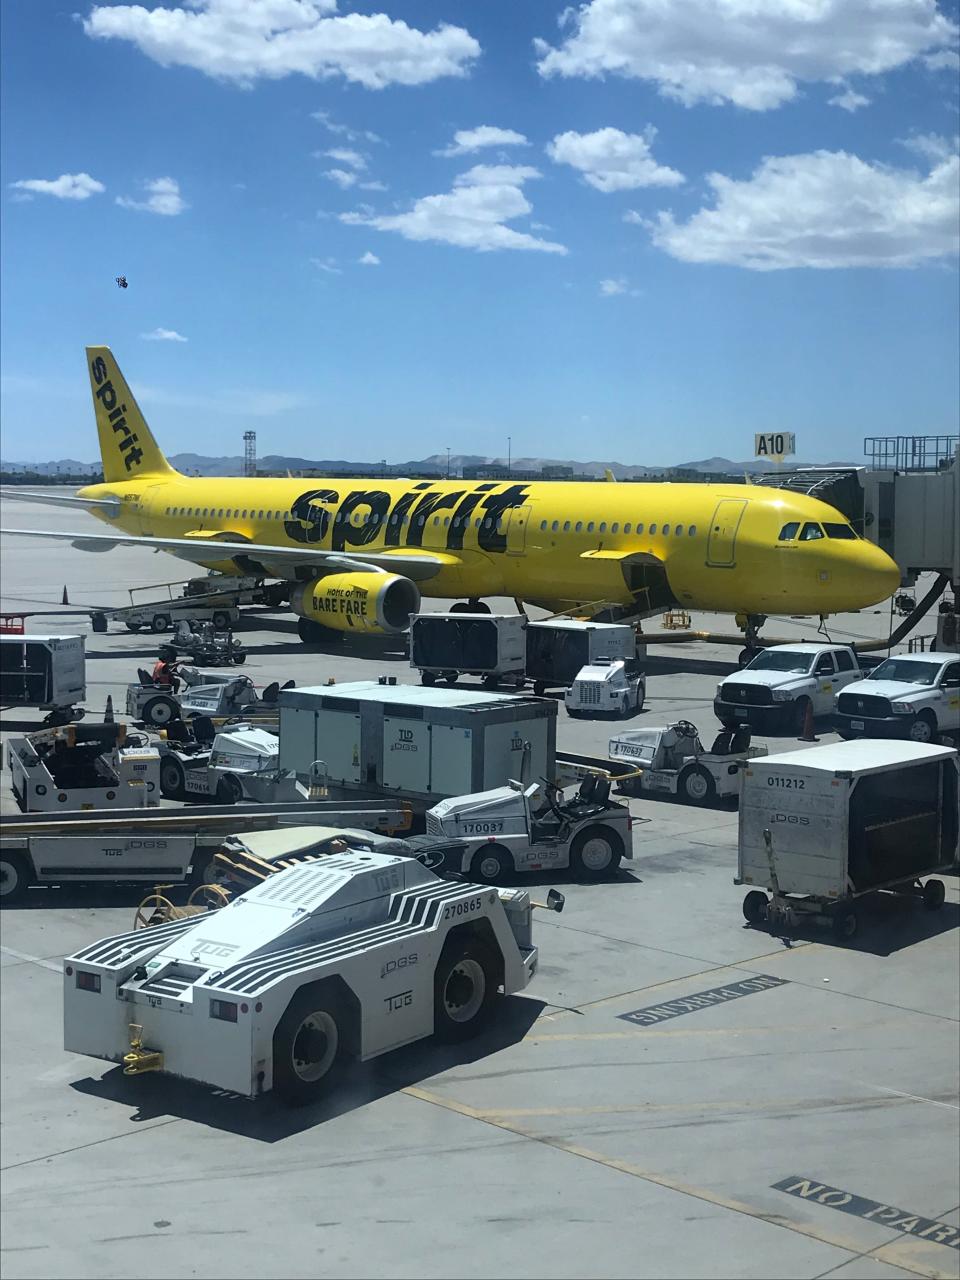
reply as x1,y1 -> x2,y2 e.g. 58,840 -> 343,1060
0,488 -> 121,513
0,526 -> 453,582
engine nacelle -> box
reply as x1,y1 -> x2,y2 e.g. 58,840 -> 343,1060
290,573 -> 420,635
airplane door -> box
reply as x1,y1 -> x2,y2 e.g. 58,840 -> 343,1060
706,500 -> 747,567
506,505 -> 533,555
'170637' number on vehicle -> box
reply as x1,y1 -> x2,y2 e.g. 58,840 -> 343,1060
444,898 -> 482,920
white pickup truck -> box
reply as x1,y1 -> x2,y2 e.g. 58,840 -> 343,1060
835,652 -> 960,743
714,643 -> 862,735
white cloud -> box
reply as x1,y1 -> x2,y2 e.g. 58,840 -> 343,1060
358,251 -> 380,265
547,127 -> 683,191
925,48 -> 960,70
324,167 -> 360,189
650,148 -> 960,269
9,172 -> 105,201
116,176 -> 187,215
84,0 -> 480,90
622,209 -> 644,225
535,0 -> 958,110
436,125 -> 529,157
325,147 -> 365,169
141,327 -> 188,342
312,110 -> 381,143
829,87 -> 871,112
341,164 -> 566,254
310,256 -> 341,274
599,277 -> 640,296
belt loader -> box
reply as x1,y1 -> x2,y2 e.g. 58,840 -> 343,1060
63,854 -> 554,1105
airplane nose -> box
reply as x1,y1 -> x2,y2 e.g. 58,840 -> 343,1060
859,542 -> 901,607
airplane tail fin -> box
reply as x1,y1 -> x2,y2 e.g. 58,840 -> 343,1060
86,346 -> 179,482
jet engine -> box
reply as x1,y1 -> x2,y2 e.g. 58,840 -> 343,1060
290,572 -> 420,635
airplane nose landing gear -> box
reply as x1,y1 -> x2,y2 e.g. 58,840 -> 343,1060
736,612 -> 767,666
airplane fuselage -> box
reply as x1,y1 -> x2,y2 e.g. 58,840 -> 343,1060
78,472 -> 900,618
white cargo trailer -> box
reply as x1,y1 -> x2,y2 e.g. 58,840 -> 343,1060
0,634 -> 85,724
279,682 -> 556,812
737,740 -> 958,939
410,613 -> 527,688
525,619 -> 637,696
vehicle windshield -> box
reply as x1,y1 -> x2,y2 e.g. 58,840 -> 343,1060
744,651 -> 813,674
867,659 -> 941,686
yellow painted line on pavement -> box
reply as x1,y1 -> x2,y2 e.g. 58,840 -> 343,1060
403,1084 -> 946,1280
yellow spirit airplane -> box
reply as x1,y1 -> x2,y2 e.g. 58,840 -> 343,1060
1,346 -> 900,647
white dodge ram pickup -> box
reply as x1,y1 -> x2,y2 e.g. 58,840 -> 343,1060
714,643 -> 862,734
835,653 -> 960,743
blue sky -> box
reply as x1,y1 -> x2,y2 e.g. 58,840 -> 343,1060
2,0 -> 958,468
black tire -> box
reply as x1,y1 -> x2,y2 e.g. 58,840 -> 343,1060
679,764 -> 716,806
450,602 -> 473,614
481,674 -> 500,690
125,622 -> 142,633
159,756 -> 186,799
151,613 -> 171,633
742,890 -> 768,924
272,989 -> 343,1106
215,774 -> 244,805
421,670 -> 437,687
832,905 -> 858,941
533,681 -> 546,697
442,671 -> 459,686
907,712 -> 936,745
232,651 -> 247,665
211,610 -> 231,630
470,845 -> 511,883
569,825 -> 623,878
434,937 -> 498,1042
567,708 -> 583,719
0,853 -> 31,905
922,878 -> 945,911
718,717 -> 737,730
142,695 -> 179,727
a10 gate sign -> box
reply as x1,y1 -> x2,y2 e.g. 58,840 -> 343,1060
754,432 -> 796,459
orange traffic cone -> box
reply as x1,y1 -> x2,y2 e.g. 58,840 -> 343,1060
798,700 -> 818,743
61,585 -> 70,605
103,694 -> 115,725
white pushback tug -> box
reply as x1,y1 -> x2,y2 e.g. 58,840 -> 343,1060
63,852 -> 554,1105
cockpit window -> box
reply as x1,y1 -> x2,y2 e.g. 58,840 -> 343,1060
824,523 -> 857,540
799,522 -> 824,541
777,522 -> 800,541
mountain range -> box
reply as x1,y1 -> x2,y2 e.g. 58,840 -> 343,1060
0,452 -> 849,479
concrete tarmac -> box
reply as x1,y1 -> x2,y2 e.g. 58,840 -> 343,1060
1,498 -> 957,1280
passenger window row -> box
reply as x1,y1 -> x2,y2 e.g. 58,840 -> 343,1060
538,520 -> 698,537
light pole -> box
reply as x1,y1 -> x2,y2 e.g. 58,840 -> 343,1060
507,436 -> 511,474
446,447 -> 451,478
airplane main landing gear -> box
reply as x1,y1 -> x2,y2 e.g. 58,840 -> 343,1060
450,599 -> 491,615
735,612 -> 767,666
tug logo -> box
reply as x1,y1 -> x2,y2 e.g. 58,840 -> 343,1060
91,356 -> 143,472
